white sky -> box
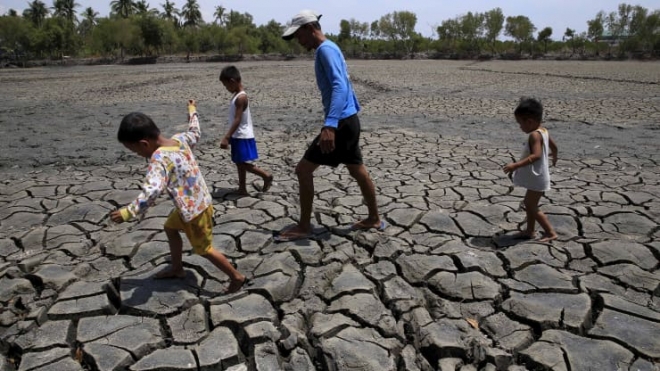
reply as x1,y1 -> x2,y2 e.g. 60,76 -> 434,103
2,0 -> 659,38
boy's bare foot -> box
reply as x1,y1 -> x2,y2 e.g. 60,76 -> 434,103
262,175 -> 273,192
153,268 -> 186,279
225,275 -> 248,294
509,231 -> 536,240
273,225 -> 313,242
537,233 -> 558,243
350,218 -> 387,231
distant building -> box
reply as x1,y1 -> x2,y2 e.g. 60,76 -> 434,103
597,30 -> 631,46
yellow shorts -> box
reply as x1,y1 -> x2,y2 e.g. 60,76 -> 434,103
164,206 -> 214,255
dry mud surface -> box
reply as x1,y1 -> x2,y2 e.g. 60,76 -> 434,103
0,60 -> 659,370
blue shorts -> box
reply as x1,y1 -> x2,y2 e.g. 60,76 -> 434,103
230,137 -> 259,164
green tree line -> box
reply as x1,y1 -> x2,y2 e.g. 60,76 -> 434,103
1,0 -> 658,63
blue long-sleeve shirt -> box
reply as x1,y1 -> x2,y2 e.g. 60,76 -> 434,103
314,40 -> 360,128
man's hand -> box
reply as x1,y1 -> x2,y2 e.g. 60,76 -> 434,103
110,210 -> 125,224
551,152 -> 558,166
319,127 -> 336,154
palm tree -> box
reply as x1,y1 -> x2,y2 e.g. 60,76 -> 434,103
110,0 -> 136,19
213,5 -> 225,26
52,0 -> 80,25
181,0 -> 203,27
23,0 -> 49,27
135,0 -> 148,13
79,7 -> 98,36
8,9 -> 19,16
160,0 -> 179,25
82,7 -> 98,24
135,0 -> 158,16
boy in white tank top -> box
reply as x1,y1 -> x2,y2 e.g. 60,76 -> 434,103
219,66 -> 273,196
503,98 -> 558,242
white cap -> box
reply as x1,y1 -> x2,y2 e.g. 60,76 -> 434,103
282,10 -> 322,40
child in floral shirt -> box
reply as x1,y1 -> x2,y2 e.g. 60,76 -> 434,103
110,100 -> 247,293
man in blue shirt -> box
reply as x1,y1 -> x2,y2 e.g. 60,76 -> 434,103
275,10 -> 385,242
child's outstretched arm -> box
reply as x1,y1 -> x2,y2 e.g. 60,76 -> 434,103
110,161 -> 168,223
221,94 -> 248,149
179,99 -> 201,148
548,136 -> 558,166
503,131 -> 543,174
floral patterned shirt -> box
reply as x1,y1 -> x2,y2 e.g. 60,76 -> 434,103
119,105 -> 212,222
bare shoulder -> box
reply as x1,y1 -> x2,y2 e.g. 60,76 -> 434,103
235,92 -> 248,105
528,130 -> 543,141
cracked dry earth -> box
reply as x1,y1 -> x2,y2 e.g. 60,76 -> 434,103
1,60 -> 659,371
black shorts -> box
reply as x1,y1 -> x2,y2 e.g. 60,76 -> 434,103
303,114 -> 363,167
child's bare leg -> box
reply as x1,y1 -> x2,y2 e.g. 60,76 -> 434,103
235,164 -> 249,195
243,163 -> 273,192
516,190 -> 544,239
154,227 -> 186,278
202,248 -> 246,293
535,206 -> 558,242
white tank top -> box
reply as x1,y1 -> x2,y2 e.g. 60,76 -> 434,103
512,128 -> 551,192
228,91 -> 254,139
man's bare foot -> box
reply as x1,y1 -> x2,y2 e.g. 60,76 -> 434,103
509,231 -> 536,240
153,267 -> 186,279
225,275 -> 248,294
230,189 -> 249,196
350,218 -> 386,231
262,175 -> 273,192
537,233 -> 558,243
273,225 -> 312,242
